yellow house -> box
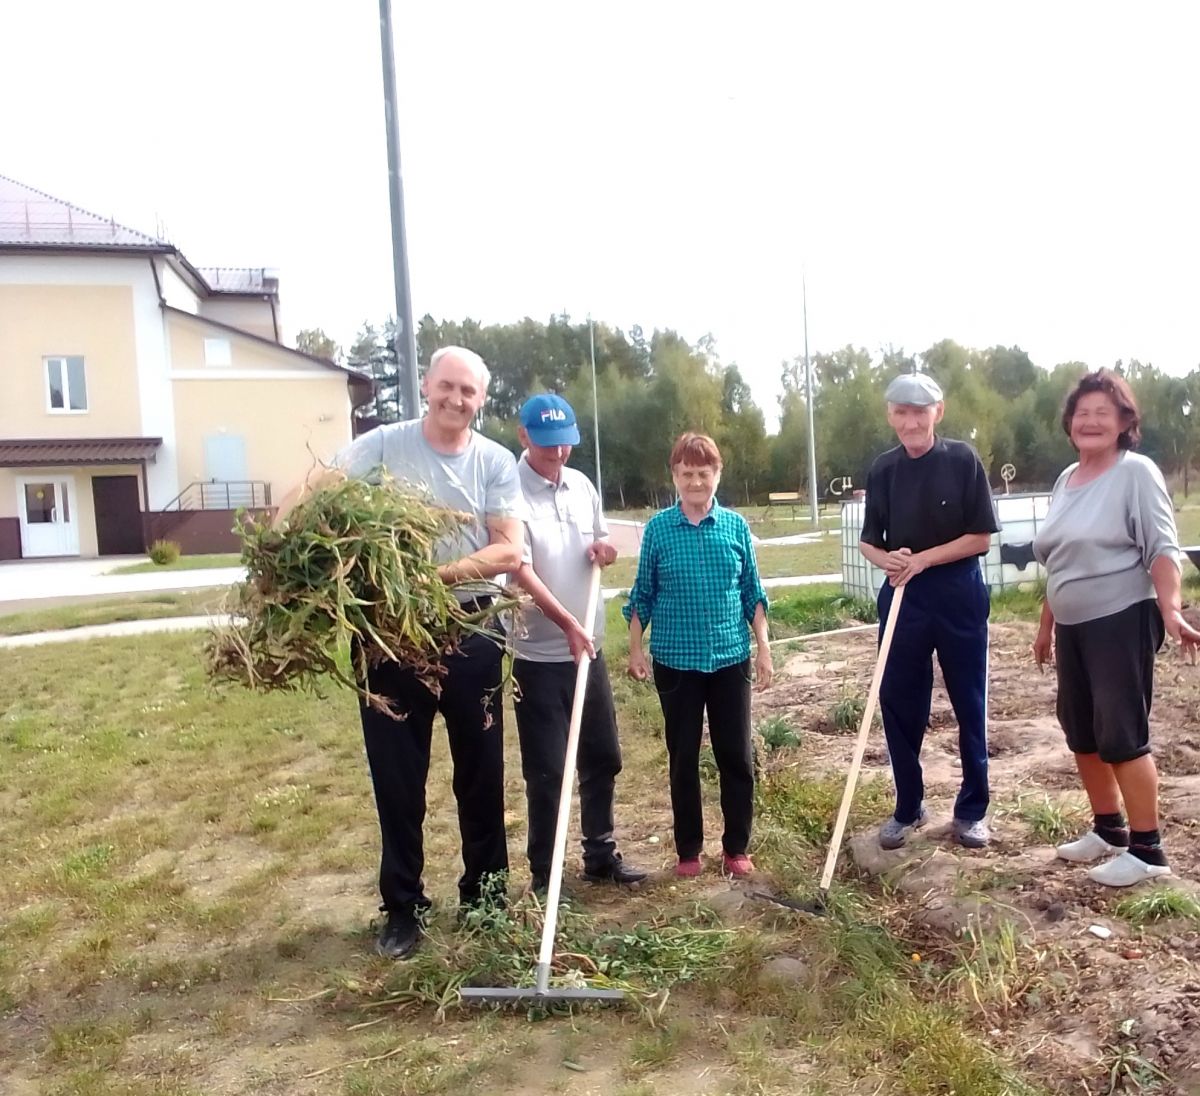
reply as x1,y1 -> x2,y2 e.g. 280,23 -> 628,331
0,175 -> 371,559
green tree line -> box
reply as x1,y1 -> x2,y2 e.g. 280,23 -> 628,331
296,320 -> 1200,508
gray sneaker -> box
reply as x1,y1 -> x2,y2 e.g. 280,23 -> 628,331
879,806 -> 928,849
953,818 -> 990,849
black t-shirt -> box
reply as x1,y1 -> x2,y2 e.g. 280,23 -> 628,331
860,437 -> 1000,555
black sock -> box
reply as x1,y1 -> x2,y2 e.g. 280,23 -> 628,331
1128,829 -> 1168,867
1093,812 -> 1129,847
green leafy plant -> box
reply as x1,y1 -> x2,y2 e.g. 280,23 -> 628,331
758,715 -> 800,751
1114,886 -> 1200,925
831,688 -> 866,732
1014,793 -> 1089,844
1098,1018 -> 1169,1094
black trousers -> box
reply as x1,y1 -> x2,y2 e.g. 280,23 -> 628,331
512,654 -> 622,877
358,629 -> 508,914
1055,599 -> 1163,764
652,659 -> 753,859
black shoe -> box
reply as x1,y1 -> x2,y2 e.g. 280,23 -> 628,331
529,872 -> 549,897
582,853 -> 648,886
375,910 -> 421,960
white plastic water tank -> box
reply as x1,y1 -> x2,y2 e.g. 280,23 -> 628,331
840,492 -> 1052,599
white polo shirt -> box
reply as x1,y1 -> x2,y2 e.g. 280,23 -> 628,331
513,453 -> 608,662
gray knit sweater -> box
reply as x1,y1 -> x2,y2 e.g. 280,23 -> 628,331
1032,452 -> 1180,626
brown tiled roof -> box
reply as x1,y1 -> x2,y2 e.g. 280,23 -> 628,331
0,175 -> 166,249
0,437 -> 162,466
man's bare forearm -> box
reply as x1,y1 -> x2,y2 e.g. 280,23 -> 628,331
515,563 -> 575,629
913,532 -> 992,568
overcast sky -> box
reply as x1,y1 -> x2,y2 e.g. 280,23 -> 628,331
4,1 -> 1199,429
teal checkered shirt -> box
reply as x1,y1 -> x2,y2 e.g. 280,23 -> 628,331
622,500 -> 769,672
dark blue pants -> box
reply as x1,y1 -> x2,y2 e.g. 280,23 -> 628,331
877,558 -> 990,825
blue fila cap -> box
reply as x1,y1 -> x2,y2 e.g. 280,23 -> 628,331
519,393 -> 581,446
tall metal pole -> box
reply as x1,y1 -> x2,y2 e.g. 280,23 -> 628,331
803,273 -> 819,527
589,315 -> 603,501
378,0 -> 420,421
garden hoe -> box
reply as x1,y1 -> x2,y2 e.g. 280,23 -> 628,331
461,564 -> 624,1007
751,583 -> 907,917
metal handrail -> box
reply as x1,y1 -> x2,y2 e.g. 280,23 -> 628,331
160,480 -> 272,512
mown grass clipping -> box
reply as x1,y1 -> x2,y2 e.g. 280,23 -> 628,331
205,473 -> 514,717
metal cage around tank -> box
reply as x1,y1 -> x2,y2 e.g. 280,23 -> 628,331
840,492 -> 1054,599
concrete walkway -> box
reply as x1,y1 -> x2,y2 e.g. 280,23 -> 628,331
0,572 -> 844,648
0,615 -> 224,649
0,557 -> 244,605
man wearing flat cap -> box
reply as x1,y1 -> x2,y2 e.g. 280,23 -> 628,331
859,372 -> 1000,849
511,394 -> 647,892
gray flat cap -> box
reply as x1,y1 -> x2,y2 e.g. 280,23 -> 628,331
885,372 -> 944,406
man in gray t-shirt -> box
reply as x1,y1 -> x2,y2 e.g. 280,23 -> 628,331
511,394 -> 646,891
284,347 -> 522,960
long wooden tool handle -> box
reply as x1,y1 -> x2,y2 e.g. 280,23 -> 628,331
535,563 -> 603,993
818,582 -> 906,893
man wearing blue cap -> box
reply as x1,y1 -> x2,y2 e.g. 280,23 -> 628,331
511,393 -> 647,891
859,372 -> 1000,849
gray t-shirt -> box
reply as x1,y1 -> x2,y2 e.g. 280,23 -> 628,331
1032,451 -> 1180,626
333,419 -> 523,571
512,454 -> 607,662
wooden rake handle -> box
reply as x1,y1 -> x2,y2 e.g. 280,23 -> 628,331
818,582 -> 906,893
535,563 -> 603,992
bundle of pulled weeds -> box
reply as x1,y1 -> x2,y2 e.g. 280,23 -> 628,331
204,473 -> 516,717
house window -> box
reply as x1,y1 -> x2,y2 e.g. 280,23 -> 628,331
46,356 -> 88,413
204,338 -> 232,367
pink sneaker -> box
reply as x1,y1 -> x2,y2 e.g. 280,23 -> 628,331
722,853 -> 755,878
675,857 -> 703,878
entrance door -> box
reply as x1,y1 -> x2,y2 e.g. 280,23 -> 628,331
17,476 -> 80,557
203,434 -> 252,507
92,475 -> 145,555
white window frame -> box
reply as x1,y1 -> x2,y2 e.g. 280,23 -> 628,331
204,338 -> 233,367
44,356 -> 89,415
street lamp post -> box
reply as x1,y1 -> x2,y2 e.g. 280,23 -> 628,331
589,315 -> 603,502
1182,399 -> 1192,499
802,273 -> 819,528
378,0 -> 420,422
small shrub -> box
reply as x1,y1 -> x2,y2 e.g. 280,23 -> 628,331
148,539 -> 181,566
831,689 -> 866,732
758,715 -> 800,751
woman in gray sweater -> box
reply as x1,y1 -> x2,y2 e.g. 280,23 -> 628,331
1033,369 -> 1200,886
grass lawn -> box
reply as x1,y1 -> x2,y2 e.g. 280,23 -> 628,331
108,553 -> 243,576
0,590 -> 227,637
0,595 -> 1055,1095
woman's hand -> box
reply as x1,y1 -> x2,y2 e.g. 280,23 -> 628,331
1162,608 -> 1200,665
1032,626 -> 1054,672
628,646 -> 651,681
754,645 -> 774,691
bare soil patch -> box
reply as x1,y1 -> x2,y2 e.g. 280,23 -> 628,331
764,621 -> 1200,1093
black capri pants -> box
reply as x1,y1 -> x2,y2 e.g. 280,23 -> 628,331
1054,599 -> 1164,764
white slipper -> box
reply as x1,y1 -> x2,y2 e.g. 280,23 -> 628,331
1087,851 -> 1172,888
1056,831 -> 1125,864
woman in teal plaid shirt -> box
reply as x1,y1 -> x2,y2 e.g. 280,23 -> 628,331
624,433 -> 772,878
